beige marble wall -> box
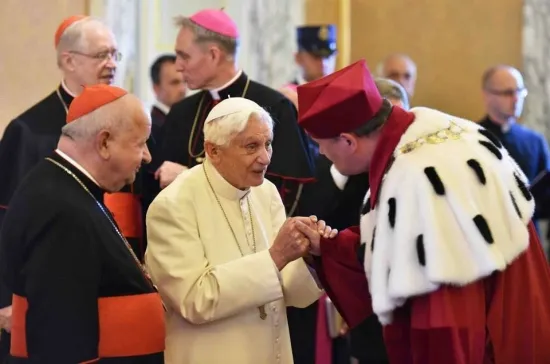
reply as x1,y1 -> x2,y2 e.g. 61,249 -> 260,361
0,0 -> 87,136
523,0 -> 550,252
240,0 -> 303,88
522,0 -> 550,138
88,0 -> 139,93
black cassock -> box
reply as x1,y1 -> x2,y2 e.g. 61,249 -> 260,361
0,85 -> 146,259
289,155 -> 386,364
0,85 -> 148,361
159,72 -> 316,215
0,152 -> 164,363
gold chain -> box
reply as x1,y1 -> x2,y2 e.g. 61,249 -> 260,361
188,77 -> 251,161
56,88 -> 69,114
202,164 -> 256,254
202,163 -> 267,320
45,157 -> 157,292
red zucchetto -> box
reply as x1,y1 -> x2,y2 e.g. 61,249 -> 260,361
54,15 -> 88,48
66,84 -> 127,123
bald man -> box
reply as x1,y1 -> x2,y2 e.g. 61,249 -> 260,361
480,65 -> 550,241
376,53 -> 417,98
0,85 -> 164,363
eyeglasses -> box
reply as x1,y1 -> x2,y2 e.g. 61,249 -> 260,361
69,50 -> 122,62
486,87 -> 528,98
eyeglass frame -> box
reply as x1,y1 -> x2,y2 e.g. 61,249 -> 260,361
69,49 -> 123,62
485,87 -> 528,98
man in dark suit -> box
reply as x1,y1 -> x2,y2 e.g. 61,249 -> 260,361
142,54 -> 188,221
150,54 -> 187,148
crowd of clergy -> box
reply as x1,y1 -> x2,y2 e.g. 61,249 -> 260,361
0,7 -> 550,364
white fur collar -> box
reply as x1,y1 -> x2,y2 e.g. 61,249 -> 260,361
360,107 -> 535,324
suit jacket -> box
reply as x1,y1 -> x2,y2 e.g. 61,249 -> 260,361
145,159 -> 322,364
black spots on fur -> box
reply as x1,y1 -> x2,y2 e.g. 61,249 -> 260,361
473,215 -> 494,244
388,198 -> 396,228
424,167 -> 446,195
514,173 -> 533,202
361,197 -> 371,215
371,228 -> 376,252
357,243 -> 366,265
509,192 -> 522,219
416,235 -> 426,266
478,140 -> 503,160
478,128 -> 503,148
467,159 -> 486,185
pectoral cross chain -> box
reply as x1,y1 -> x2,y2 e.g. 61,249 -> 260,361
258,305 -> 267,320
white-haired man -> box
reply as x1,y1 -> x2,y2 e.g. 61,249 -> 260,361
156,9 -> 315,218
0,85 -> 165,363
146,97 -> 334,364
0,17 -> 147,355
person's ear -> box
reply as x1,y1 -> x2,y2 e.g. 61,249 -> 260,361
205,141 -> 221,163
96,130 -> 112,160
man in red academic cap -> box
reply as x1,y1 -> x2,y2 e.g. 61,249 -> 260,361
156,9 -> 316,217
0,85 -> 165,363
0,16 -> 146,356
294,59 -> 550,363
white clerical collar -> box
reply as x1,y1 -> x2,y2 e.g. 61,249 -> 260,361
297,74 -> 307,86
61,79 -> 78,97
55,149 -> 100,186
209,70 -> 243,100
501,122 -> 512,133
154,101 -> 170,115
204,158 -> 250,200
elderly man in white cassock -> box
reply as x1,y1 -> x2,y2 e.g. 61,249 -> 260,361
145,97 -> 334,364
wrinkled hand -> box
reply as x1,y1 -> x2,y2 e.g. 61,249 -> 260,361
269,218 -> 311,270
294,216 -> 338,256
155,161 -> 188,189
0,306 -> 12,333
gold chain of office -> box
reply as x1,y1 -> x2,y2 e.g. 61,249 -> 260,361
202,163 -> 267,320
45,157 -> 158,294
188,77 -> 251,163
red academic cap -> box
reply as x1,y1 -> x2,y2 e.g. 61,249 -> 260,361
297,59 -> 383,139
189,9 -> 239,39
54,15 -> 88,48
67,84 -> 127,123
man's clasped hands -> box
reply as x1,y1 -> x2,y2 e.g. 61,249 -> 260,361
269,216 -> 338,271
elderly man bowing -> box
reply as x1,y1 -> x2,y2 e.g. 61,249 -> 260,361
146,97 -> 332,364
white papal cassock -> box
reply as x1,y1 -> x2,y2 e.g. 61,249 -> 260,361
145,159 -> 322,364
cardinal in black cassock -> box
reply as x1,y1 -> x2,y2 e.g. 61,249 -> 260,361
0,85 -> 165,363
0,16 -> 147,360
159,9 -> 316,215
0,16 -> 145,259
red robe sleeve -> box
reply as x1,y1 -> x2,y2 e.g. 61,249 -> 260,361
314,226 -> 373,328
385,222 -> 550,364
485,222 -> 550,363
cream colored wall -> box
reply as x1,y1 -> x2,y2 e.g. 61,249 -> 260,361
306,0 -> 522,121
0,0 -> 87,136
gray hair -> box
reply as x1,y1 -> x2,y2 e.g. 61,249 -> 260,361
374,78 -> 410,110
174,16 -> 238,60
375,53 -> 417,79
56,17 -> 111,66
204,108 -> 273,146
61,95 -> 141,140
